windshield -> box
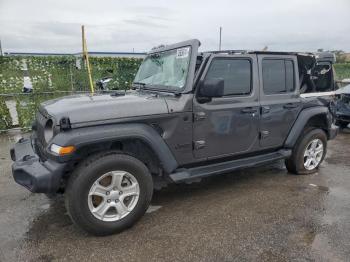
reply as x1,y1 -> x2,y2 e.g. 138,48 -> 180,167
134,46 -> 191,90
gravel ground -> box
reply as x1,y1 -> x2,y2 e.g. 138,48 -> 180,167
0,129 -> 350,262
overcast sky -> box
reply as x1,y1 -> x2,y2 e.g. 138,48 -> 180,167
0,0 -> 349,53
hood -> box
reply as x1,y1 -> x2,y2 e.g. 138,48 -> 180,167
40,91 -> 169,125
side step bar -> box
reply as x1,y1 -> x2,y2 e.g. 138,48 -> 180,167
170,149 -> 291,182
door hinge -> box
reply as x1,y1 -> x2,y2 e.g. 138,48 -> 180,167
260,130 -> 269,139
194,140 -> 206,150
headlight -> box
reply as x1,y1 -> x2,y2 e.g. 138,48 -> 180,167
44,119 -> 54,143
50,144 -> 76,155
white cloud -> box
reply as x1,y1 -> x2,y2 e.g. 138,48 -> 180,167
0,0 -> 349,53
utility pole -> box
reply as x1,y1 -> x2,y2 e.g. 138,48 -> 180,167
219,26 -> 222,51
81,25 -> 94,94
219,27 -> 222,51
0,39 -> 3,56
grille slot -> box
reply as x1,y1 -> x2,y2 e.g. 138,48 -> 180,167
35,111 -> 49,152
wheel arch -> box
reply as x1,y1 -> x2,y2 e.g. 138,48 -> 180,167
50,123 -> 178,174
284,106 -> 332,148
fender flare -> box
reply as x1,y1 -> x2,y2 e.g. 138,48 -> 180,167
49,123 -> 178,173
284,106 -> 331,148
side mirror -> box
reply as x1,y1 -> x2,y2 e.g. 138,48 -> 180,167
198,78 -> 224,98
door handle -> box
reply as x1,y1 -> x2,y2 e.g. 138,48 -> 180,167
241,107 -> 258,114
283,103 -> 298,109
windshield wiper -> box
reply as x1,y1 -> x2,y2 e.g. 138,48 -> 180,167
132,82 -> 147,90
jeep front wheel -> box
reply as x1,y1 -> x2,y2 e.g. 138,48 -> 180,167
65,152 -> 153,236
285,128 -> 327,175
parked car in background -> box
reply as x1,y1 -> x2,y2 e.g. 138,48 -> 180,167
335,84 -> 350,128
96,77 -> 113,91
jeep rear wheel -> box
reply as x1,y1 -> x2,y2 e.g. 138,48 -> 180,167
285,128 -> 327,175
65,152 -> 153,236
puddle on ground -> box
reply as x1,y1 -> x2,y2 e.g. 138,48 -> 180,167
146,205 -> 162,213
311,234 -> 343,262
309,184 -> 329,192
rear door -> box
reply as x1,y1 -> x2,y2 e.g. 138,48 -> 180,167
193,54 -> 260,159
258,55 -> 302,148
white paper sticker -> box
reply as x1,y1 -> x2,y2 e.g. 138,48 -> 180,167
176,47 -> 190,58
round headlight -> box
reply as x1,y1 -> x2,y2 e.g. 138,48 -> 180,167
44,119 -> 54,143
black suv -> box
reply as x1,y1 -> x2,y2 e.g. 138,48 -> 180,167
11,39 -> 338,235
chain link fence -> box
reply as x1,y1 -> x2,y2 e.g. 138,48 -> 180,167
0,55 -> 142,131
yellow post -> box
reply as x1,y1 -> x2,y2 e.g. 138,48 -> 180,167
82,25 -> 94,94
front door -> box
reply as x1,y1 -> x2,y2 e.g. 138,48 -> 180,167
193,54 -> 260,159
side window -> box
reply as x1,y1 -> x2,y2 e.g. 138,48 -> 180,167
285,60 -> 294,92
205,58 -> 251,96
262,59 -> 295,94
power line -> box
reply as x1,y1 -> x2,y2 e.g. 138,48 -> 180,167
219,27 -> 222,51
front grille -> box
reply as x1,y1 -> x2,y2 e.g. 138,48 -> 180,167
34,111 -> 49,161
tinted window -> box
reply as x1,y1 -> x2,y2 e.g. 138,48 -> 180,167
205,59 -> 251,96
262,59 -> 295,94
285,60 -> 294,92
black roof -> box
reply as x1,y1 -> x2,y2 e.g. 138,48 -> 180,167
202,50 -> 315,56
201,50 -> 338,66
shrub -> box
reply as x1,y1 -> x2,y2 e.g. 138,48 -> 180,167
0,96 -> 12,130
0,55 -> 143,129
334,63 -> 350,80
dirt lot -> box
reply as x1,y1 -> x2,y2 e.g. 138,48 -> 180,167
1,130 -> 350,262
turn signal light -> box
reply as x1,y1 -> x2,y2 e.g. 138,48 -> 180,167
50,144 -> 76,156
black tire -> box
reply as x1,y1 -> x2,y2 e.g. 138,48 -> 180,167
285,128 -> 327,175
65,152 -> 153,236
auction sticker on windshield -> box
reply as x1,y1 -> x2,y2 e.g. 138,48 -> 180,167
176,47 -> 190,59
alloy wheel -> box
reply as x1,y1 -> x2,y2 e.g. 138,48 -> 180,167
303,138 -> 324,170
87,171 -> 140,222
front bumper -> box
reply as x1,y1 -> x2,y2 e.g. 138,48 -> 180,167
11,138 -> 66,193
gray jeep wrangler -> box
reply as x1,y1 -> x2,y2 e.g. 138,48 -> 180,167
11,39 -> 338,235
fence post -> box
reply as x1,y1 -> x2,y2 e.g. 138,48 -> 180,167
81,25 -> 94,94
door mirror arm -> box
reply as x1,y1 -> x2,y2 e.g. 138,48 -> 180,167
197,96 -> 212,104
